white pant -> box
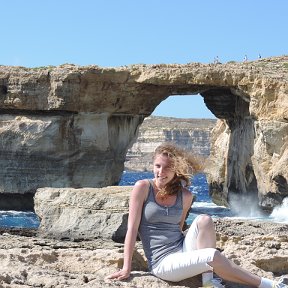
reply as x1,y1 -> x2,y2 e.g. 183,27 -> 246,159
151,215 -> 216,282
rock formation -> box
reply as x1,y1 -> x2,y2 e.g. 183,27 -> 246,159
0,56 -> 287,210
34,186 -> 131,242
0,187 -> 287,287
125,116 -> 216,171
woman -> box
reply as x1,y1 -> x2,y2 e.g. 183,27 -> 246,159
107,143 -> 287,288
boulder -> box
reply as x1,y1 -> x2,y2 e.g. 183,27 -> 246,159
34,186 -> 131,242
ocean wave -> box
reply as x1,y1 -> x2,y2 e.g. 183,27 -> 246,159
270,197 -> 288,223
190,200 -> 288,224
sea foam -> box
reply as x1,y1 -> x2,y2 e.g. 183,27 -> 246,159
270,197 -> 288,223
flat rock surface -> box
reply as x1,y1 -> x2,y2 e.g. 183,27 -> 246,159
0,218 -> 287,287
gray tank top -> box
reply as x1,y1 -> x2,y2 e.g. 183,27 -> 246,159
138,180 -> 184,270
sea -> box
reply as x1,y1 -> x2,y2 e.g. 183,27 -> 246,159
0,172 -> 287,229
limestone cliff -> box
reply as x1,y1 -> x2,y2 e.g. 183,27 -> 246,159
0,56 -> 287,210
125,116 -> 216,171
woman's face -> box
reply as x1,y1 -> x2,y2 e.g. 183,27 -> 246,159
153,154 -> 175,188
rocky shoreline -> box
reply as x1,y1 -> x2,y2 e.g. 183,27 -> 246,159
0,216 -> 287,287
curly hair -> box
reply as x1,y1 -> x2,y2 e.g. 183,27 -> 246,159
153,142 -> 203,197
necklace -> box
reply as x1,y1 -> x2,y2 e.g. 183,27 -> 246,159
157,191 -> 168,200
155,191 -> 174,216
152,181 -> 173,216
165,206 -> 169,216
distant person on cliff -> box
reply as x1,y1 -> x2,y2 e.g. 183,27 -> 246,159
107,143 -> 288,288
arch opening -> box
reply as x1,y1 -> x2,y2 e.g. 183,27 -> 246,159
126,88 -> 260,212
125,94 -> 217,171
152,94 -> 216,119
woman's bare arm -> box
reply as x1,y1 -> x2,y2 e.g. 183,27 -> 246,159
106,180 -> 149,280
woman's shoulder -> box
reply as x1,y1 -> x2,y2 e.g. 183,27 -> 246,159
131,179 -> 151,202
181,187 -> 193,201
134,179 -> 151,189
132,179 -> 151,194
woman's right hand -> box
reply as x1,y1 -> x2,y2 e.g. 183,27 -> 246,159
106,180 -> 149,282
106,268 -> 131,281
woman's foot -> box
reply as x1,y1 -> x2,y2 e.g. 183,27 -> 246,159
203,278 -> 225,288
273,277 -> 288,288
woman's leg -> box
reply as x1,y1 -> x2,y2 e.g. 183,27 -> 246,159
154,215 -> 274,287
209,250 -> 261,286
151,248 -> 216,282
196,214 -> 216,249
186,215 -> 262,287
183,215 -> 216,285
183,214 -> 216,251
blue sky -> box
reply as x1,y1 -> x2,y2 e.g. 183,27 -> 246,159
1,0 -> 287,118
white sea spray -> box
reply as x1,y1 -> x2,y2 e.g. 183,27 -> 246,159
270,197 -> 288,223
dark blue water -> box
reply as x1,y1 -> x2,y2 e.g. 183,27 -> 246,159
0,211 -> 40,228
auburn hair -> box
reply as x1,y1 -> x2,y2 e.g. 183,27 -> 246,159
153,142 -> 203,197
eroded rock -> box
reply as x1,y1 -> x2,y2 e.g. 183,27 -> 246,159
0,56 -> 287,209
0,217 -> 287,287
34,186 -> 131,242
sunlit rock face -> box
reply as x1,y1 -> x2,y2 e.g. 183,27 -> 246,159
0,56 -> 287,210
202,59 -> 288,211
0,112 -> 142,193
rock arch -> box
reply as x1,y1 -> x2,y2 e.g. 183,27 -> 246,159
0,56 -> 287,210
